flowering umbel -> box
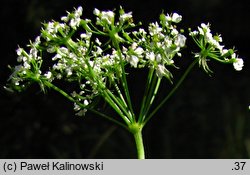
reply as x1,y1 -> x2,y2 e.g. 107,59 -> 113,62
6,6 -> 244,159
7,7 -> 244,117
7,6 -> 244,119
189,23 -> 244,73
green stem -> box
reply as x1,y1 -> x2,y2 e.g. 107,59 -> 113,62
104,89 -> 132,124
113,83 -> 134,122
106,89 -> 132,121
112,37 -> 135,116
143,59 -> 199,126
133,129 -> 145,159
139,68 -> 154,121
141,76 -> 162,122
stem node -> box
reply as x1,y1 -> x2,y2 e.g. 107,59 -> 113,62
129,123 -> 145,159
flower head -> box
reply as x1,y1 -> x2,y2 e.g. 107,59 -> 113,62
189,23 -> 244,73
94,8 -> 115,25
174,34 -> 186,47
171,13 -> 182,23
233,57 -> 244,71
7,6 -> 244,119
119,12 -> 133,23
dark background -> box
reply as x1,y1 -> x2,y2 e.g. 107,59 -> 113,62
0,0 -> 249,158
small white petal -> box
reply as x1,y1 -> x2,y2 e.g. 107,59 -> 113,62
44,71 -> 52,79
84,100 -> 89,106
127,55 -> 139,68
119,12 -> 132,22
156,64 -> 167,78
174,34 -> 186,47
93,8 -> 100,16
23,62 -> 31,69
16,48 -> 23,56
61,16 -> 68,22
134,47 -> 144,55
146,52 -> 155,61
172,13 -> 182,23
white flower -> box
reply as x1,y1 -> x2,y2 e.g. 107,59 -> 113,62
47,22 -> 58,34
214,34 -> 222,42
189,30 -> 199,36
96,47 -> 103,55
14,81 -> 20,86
164,37 -> 172,48
56,74 -> 62,79
74,103 -> 81,111
156,64 -> 167,78
127,55 -> 139,68
171,13 -> 182,23
174,34 -> 186,47
95,38 -> 102,46
165,14 -> 172,21
68,6 -> 83,29
16,48 -> 23,56
131,42 -> 138,50
52,54 -> 62,61
76,109 -> 87,116
93,8 -> 100,16
47,46 -> 57,53
80,84 -> 85,89
101,11 -> 115,25
44,71 -> 52,79
30,48 -> 38,58
70,17 -> 81,29
66,68 -> 73,76
119,12 -> 132,22
171,28 -> 179,36
205,32 -> 213,42
17,56 -> 25,62
71,91 -> 77,97
233,58 -> 244,71
198,23 -> 211,36
80,33 -> 87,39
134,47 -> 144,55
58,47 -> 68,54
75,6 -> 83,17
83,99 -> 89,106
23,62 -> 31,69
201,23 -> 210,32
139,28 -> 146,35
221,49 -> 229,55
156,54 -> 162,62
149,22 -> 162,36
146,52 -> 155,61
34,36 -> 41,46
61,16 -> 68,22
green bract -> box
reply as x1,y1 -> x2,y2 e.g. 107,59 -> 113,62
6,6 -> 244,159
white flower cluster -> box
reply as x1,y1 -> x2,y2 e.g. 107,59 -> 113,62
62,6 -> 83,29
190,23 -> 244,72
94,8 -> 115,25
10,6 -> 138,116
124,12 -> 186,80
8,6 -> 244,117
94,7 -> 133,27
41,7 -> 84,42
233,57 -> 244,71
9,37 -> 42,90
